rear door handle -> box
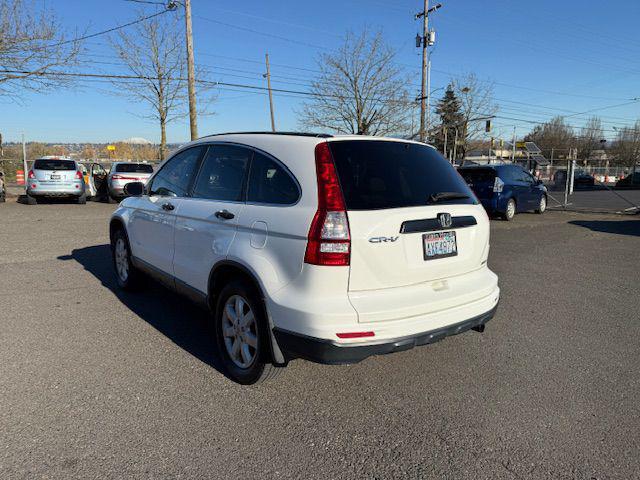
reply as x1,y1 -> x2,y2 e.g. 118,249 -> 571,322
215,209 -> 235,220
161,202 -> 175,211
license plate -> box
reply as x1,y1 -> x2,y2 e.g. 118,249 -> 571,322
50,174 -> 61,180
423,231 -> 457,260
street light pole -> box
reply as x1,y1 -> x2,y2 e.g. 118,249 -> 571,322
184,0 -> 198,140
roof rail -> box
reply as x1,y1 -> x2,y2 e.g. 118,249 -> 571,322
199,131 -> 333,139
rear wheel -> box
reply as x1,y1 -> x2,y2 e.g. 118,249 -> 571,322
215,281 -> 282,385
26,193 -> 37,205
504,198 -> 516,221
108,194 -> 118,204
0,191 -> 5,203
76,192 -> 87,205
535,195 -> 547,214
112,229 -> 142,290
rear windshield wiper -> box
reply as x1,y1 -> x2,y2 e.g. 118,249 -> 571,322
427,192 -> 470,203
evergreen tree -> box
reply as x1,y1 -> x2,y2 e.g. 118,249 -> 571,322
432,85 -> 464,156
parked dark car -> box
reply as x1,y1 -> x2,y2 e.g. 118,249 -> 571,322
458,164 -> 547,221
573,170 -> 596,188
615,172 -> 640,189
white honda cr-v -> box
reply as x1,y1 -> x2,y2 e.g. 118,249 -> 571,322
110,132 -> 500,384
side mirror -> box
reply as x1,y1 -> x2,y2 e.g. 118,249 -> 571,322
124,181 -> 145,197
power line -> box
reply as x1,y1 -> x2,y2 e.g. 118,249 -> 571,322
10,10 -> 172,53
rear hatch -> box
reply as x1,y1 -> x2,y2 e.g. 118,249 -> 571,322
329,140 -> 488,293
457,167 -> 497,200
32,159 -> 77,183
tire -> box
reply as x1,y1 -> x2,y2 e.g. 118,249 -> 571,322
111,228 -> 143,291
26,193 -> 37,205
535,195 -> 547,214
108,194 -> 118,204
214,280 -> 283,385
503,198 -> 516,221
0,191 -> 5,203
76,192 -> 87,205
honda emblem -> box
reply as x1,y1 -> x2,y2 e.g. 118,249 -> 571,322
438,212 -> 452,228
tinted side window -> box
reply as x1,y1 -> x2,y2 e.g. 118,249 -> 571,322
192,145 -> 250,201
149,147 -> 204,197
247,152 -> 299,205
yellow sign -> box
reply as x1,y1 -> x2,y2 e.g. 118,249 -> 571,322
107,145 -> 116,151
516,142 -> 527,149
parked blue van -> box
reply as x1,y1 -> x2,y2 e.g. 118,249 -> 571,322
458,164 -> 547,221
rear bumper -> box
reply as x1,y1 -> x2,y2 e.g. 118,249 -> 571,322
27,183 -> 84,196
274,304 -> 498,365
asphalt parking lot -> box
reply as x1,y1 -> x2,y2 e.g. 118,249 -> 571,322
1,200 -> 639,479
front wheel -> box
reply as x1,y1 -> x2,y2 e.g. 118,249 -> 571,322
503,198 -> 516,221
215,281 -> 282,385
535,195 -> 547,214
112,229 -> 142,290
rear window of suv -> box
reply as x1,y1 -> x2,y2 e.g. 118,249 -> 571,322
458,168 -> 497,184
329,140 -> 476,210
114,163 -> 154,173
33,159 -> 75,171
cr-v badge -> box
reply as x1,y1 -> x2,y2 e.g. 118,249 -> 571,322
369,236 -> 399,243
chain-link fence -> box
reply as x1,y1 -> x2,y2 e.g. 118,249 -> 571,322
537,161 -> 640,214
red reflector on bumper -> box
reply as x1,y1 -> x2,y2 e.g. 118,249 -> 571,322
336,331 -> 375,339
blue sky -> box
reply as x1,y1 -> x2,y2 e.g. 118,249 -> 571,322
3,0 -> 640,144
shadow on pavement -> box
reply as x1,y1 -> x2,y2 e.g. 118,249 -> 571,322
569,219 -> 640,237
57,244 -> 229,378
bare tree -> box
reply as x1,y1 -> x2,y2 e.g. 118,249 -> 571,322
612,120 -> 640,173
111,14 -> 198,160
452,74 -> 498,158
0,0 -> 80,99
576,116 -> 604,161
299,30 -> 410,136
524,116 -> 576,159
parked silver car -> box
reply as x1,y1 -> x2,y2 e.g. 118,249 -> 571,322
26,157 -> 86,204
107,162 -> 154,203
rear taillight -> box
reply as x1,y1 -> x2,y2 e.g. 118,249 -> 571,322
28,170 -> 35,179
493,176 -> 504,193
75,170 -> 83,180
304,142 -> 351,266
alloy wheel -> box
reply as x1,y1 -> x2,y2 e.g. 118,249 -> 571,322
114,237 -> 129,282
221,295 -> 258,369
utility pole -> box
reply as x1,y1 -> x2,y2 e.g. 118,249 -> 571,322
417,0 -> 429,143
184,0 -> 198,140
415,2 -> 442,143
426,60 -> 431,139
511,126 -> 517,161
264,53 -> 276,132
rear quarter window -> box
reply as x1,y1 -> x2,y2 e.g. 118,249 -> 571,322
329,140 -> 476,210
